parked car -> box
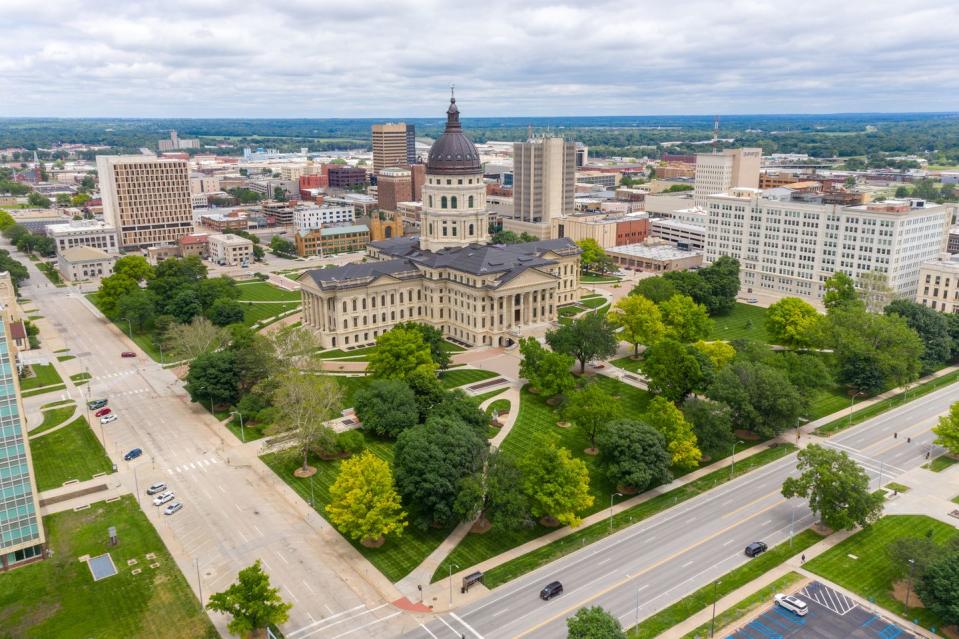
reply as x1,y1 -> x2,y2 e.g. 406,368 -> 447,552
146,482 -> 167,496
153,491 -> 175,506
775,593 -> 808,616
746,297 -> 759,303
94,407 -> 111,417
87,399 -> 108,410
540,581 -> 563,600
123,448 -> 142,461
100,414 -> 118,425
163,501 -> 183,515
744,541 -> 768,557
121,351 -> 136,358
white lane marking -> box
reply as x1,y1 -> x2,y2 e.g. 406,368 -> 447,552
236,529 -> 248,543
301,579 -> 315,594
761,519 -> 772,526
419,623 -> 439,638
253,525 -> 263,537
686,517 -> 696,523
682,560 -> 693,568
275,550 -> 289,565
286,604 -> 365,636
234,503 -> 242,512
723,539 -> 735,546
210,458 -> 218,464
328,612 -> 401,639
491,608 -> 509,617
217,484 -> 226,493
638,584 -> 649,592
450,612 -> 485,638
597,557 -> 612,565
285,585 -> 300,602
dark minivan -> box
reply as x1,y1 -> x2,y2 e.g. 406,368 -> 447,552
744,541 -> 768,557
540,581 -> 563,600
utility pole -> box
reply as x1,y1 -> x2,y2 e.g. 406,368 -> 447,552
710,580 -> 721,637
448,562 -> 459,606
905,559 -> 916,609
231,410 -> 245,443
730,440 -> 744,480
195,557 -> 203,604
609,492 -> 623,534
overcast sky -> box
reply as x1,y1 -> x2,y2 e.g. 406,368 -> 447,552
1,0 -> 957,118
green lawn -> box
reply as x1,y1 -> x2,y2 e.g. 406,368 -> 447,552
581,296 -> 609,309
629,530 -> 823,638
928,455 -> 959,472
707,303 -> 770,343
56,354 -> 75,362
581,273 -> 621,283
22,385 -> 66,398
19,363 -> 64,391
330,375 -> 371,410
611,355 -> 643,373
235,281 -> 302,302
70,372 -> 92,383
485,399 -> 511,416
29,416 -> 113,490
0,496 -> 216,639
438,368 -> 499,389
806,515 -> 956,633
318,345 -> 379,359
261,433 -> 451,583
241,301 -> 300,326
473,388 -> 507,404
30,405 -> 77,436
36,261 -> 65,287
476,443 -> 795,588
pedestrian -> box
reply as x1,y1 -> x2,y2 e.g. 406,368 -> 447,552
926,451 -> 931,460
894,432 -> 898,439
801,554 -> 806,563
907,437 -> 911,443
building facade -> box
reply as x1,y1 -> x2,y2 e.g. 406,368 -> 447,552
96,155 -> 195,248
292,204 -> 355,231
705,189 -> 952,300
372,123 -> 416,173
46,220 -> 119,255
650,218 -> 706,250
294,224 -> 370,257
693,148 -> 762,207
608,240 -> 704,272
916,253 -> 959,313
376,168 -> 413,211
513,137 -> 576,234
551,213 -> 650,248
327,166 -> 367,189
208,233 -> 254,266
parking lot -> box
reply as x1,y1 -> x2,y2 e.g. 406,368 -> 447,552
728,581 -> 915,639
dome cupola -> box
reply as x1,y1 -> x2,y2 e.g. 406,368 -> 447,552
426,94 -> 482,176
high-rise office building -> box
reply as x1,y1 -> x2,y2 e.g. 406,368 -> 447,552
511,137 -> 575,236
371,123 -> 416,174
693,148 -> 762,207
97,155 -> 195,248
0,309 -> 44,571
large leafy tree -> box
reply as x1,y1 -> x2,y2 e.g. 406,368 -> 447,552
521,441 -> 593,527
563,383 -> 623,452
567,606 -> 627,639
96,273 -> 139,317
519,337 -> 575,398
577,238 -> 606,272
707,361 -> 804,438
484,451 -> 532,532
366,327 -> 437,379
208,298 -> 245,326
407,369 -> 447,423
394,415 -> 488,528
206,560 -> 292,638
857,271 -> 895,314
116,289 -> 157,332
169,288 -> 203,324
185,350 -> 241,409
164,316 -> 228,361
764,297 -> 821,349
917,553 -> 959,626
427,391 -> 488,435
147,256 -> 207,311
326,451 -> 406,546
112,255 -> 153,282
607,294 -> 665,357
642,397 -> 701,470
822,271 -> 861,311
546,312 -> 618,373
630,277 -> 678,304
641,339 -> 713,402
781,444 -> 884,531
885,299 -> 952,372
227,325 -> 276,393
698,256 -> 741,315
395,321 -> 451,370
270,372 -> 343,474
662,270 -> 710,308
682,397 -> 736,460
597,419 -> 671,492
659,294 -> 712,343
692,340 -> 736,370
195,276 -> 240,311
519,337 -> 545,383
354,379 -> 418,439
933,401 -> 959,455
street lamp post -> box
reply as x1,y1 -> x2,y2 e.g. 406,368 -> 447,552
310,476 -> 315,509
790,507 -> 796,547
710,580 -> 721,637
609,492 -> 623,534
635,586 -> 641,627
195,557 -> 203,604
132,465 -> 140,506
905,559 -> 916,609
121,317 -> 133,340
448,562 -> 459,606
231,410 -> 245,443
848,391 -> 864,426
730,440 -> 745,480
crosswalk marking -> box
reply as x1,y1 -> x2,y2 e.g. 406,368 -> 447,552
165,457 -> 219,475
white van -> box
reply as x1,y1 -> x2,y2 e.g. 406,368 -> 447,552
775,593 -> 808,616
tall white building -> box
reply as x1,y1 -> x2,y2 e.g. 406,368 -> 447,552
511,137 -> 576,236
705,189 -> 952,300
292,204 -> 355,231
693,148 -> 762,207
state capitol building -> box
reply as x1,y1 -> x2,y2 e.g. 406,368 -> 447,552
299,96 -> 582,349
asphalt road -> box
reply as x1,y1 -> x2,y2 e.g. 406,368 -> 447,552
405,380 -> 953,639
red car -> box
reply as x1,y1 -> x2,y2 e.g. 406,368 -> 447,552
94,407 -> 112,417
121,351 -> 136,358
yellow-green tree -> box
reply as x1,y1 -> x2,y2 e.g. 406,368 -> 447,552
607,294 -> 665,357
692,340 -> 736,370
659,294 -> 712,343
367,327 -> 437,379
643,396 -> 701,470
521,441 -> 593,527
765,297 -> 820,349
933,401 -> 959,455
326,451 -> 407,546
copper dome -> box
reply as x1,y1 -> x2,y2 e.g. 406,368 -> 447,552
426,97 -> 482,176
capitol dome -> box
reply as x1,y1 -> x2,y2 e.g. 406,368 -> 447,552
426,96 -> 482,176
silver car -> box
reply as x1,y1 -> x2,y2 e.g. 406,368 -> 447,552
152,491 -> 175,506
163,501 -> 183,515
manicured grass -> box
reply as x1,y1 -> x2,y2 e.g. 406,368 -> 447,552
36,261 -> 65,287
885,482 -> 909,493
952,495 -> 959,505
485,399 -> 511,417
816,369 -> 959,436
241,301 -> 300,326
806,515 -> 956,633
806,387 -> 852,421
928,455 -> 959,472
235,281 -> 302,302
330,374 -> 371,410
29,416 -> 114,490
30,405 -> 77,436
318,345 -> 379,359
442,340 -> 467,353
22,384 -> 66,398
226,417 -> 269,443
0,496 -> 216,639
438,368 -> 499,389
628,530 -> 823,638
70,372 -> 92,383
679,571 -> 806,639
558,305 -> 581,318
56,354 -> 75,362
260,433 -> 451,583
473,388 -> 507,404
581,296 -> 609,309
707,303 -> 769,343
581,273 -> 621,283
475,443 -> 796,588
19,363 -> 64,390
611,355 -> 643,373
40,399 -> 75,410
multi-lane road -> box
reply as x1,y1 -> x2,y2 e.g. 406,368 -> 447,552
405,379 -> 953,638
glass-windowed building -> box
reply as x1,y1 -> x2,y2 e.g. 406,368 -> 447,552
0,313 -> 44,570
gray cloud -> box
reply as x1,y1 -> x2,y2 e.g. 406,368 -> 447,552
0,0 -> 956,117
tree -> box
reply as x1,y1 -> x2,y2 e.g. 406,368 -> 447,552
641,339 -> 712,402
27,192 -> 50,208
577,238 -> 606,272
692,340 -> 736,370
764,297 -> 821,349
662,271 -> 710,308
519,337 -> 546,384
857,271 -> 895,314
394,416 -> 487,528
597,419 -> 671,493
642,397 -> 701,470
407,369 -> 447,423
659,294 -> 712,342
227,325 -> 276,392
607,294 -> 664,357
326,451 -> 406,546
96,273 -> 139,317
534,350 -> 577,398
933,401 -> 959,455
917,553 -> 959,626
270,235 -> 295,255
427,392 -> 489,435
113,255 -> 153,282
266,325 -> 323,373
822,271 -> 860,312
682,398 -> 735,460
520,441 -> 593,527
563,384 -> 623,453
484,451 -> 532,532
206,560 -> 292,638
354,380 -> 418,439
826,307 -> 923,394
781,444 -> 884,531
366,327 -> 437,379
196,276 -> 240,310
0,210 -> 14,230
208,298 -> 245,326
169,288 -> 203,323
567,606 -> 627,639
707,361 -> 804,438
887,535 -> 940,581
185,350 -> 241,409
885,299 -> 953,372
491,229 -> 520,244
630,277 -> 678,304
546,312 -> 618,374
270,372 -> 343,474
395,321 -> 451,370
698,256 -> 741,315
273,186 -> 287,201
116,289 -> 157,332
164,316 -> 228,361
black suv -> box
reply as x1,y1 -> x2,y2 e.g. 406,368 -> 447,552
540,581 -> 563,600
744,541 -> 768,557
87,399 -> 108,410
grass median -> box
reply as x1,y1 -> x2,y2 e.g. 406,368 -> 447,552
628,530 -> 822,638
478,443 -> 797,589
29,416 -> 113,490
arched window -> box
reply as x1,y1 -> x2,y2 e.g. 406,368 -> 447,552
429,195 -> 433,207
441,196 -> 448,209
468,223 -> 474,236
468,195 -> 474,208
